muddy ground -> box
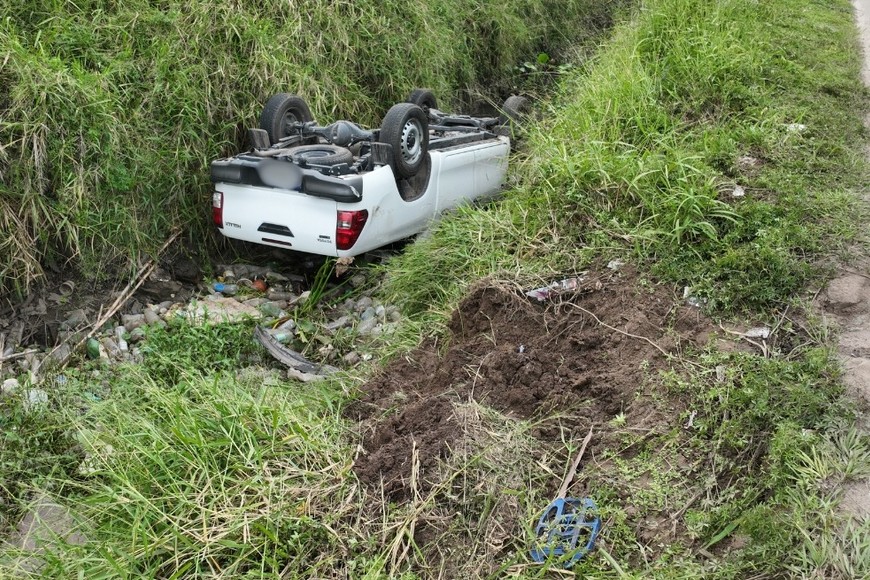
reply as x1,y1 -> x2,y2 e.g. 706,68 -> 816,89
348,267 -> 714,500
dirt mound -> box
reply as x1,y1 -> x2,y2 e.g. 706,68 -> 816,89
348,268 -> 713,499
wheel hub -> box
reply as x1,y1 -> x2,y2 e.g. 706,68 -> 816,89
400,119 -> 423,165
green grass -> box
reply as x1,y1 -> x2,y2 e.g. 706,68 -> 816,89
384,0 -> 866,317
0,0 -> 622,299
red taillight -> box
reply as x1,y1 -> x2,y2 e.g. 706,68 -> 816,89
212,191 -> 223,228
336,209 -> 368,250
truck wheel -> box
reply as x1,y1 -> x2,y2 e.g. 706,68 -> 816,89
407,89 -> 437,116
287,144 -> 354,166
499,95 -> 531,126
260,94 -> 314,143
380,103 -> 429,179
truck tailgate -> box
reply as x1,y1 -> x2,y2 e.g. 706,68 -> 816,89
217,183 -> 339,255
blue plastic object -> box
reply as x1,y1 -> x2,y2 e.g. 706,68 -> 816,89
530,497 -> 601,567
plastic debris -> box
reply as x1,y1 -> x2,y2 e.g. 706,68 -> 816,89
254,326 -> 337,375
531,428 -> 599,567
525,277 -> 585,302
213,282 -> 238,296
732,185 -> 746,198
682,287 -> 706,308
786,123 -> 807,133
744,327 -> 771,339
85,338 -> 101,359
530,497 -> 601,567
24,388 -> 49,411
606,260 -> 624,271
2,378 -> 19,396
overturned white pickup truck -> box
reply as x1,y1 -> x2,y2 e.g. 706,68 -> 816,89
211,90 -> 527,257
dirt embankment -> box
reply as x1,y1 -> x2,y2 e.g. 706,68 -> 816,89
348,267 -> 714,500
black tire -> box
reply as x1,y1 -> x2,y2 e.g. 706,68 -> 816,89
286,144 -> 354,166
407,89 -> 437,116
260,94 -> 314,143
499,95 -> 531,126
379,103 -> 429,179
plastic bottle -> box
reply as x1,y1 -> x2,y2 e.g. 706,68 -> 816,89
213,282 -> 239,296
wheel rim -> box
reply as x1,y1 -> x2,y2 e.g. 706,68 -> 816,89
400,118 -> 423,165
281,111 -> 299,137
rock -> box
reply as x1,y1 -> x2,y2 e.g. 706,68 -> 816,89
2,378 -> 19,396
357,318 -> 378,335
7,493 -> 87,573
24,389 -> 49,411
355,296 -> 373,312
121,313 -> 146,331
61,309 -> 87,329
128,327 -> 147,343
326,316 -> 351,332
343,351 -> 361,365
360,307 -> 376,321
388,308 -> 402,323
143,309 -> 162,326
350,274 -> 366,288
826,275 -> 869,311
267,291 -> 295,301
170,256 -> 202,284
374,305 -> 386,318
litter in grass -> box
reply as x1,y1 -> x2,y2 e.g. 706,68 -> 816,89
525,276 -> 586,301
254,325 -> 337,375
744,327 -> 771,339
530,427 -> 600,567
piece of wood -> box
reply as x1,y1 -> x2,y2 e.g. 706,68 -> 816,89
556,426 -> 594,499
0,349 -> 38,363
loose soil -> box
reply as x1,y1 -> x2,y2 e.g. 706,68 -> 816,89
348,267 -> 715,500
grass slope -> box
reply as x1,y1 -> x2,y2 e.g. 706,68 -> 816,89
0,0 -> 619,298
385,0 -> 866,316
